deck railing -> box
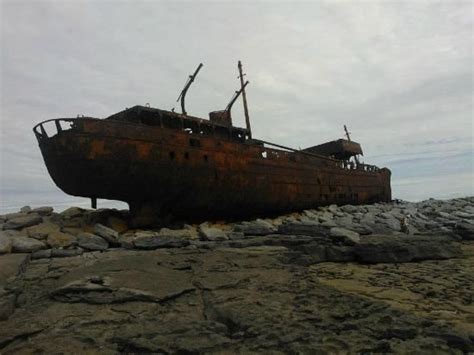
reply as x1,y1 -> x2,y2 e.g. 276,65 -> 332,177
33,118 -> 79,141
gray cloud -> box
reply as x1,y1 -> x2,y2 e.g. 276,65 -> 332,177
1,0 -> 472,212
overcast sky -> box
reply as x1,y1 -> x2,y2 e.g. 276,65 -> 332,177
1,0 -> 473,212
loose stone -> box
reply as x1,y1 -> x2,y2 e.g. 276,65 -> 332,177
0,235 -> 13,254
234,219 -> 277,236
60,207 -> 84,219
26,223 -> 60,240
77,232 -> 109,251
199,224 -> 228,241
11,237 -> 46,253
94,223 -> 119,244
31,206 -> 54,216
330,227 -> 360,245
3,214 -> 42,230
47,232 -> 77,248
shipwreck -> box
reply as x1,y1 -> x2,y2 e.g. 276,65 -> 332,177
33,61 -> 391,221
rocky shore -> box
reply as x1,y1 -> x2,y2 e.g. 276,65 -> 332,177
0,197 -> 473,353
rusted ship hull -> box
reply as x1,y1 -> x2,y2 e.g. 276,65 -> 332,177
34,116 -> 391,219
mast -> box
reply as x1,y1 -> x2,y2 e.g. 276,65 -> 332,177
176,63 -> 203,115
344,124 -> 351,141
238,60 -> 252,139
344,124 -> 359,164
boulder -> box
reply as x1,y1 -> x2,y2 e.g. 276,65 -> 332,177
31,249 -> 52,259
47,232 -> 77,248
330,227 -> 360,245
20,206 -> 31,213
438,211 -> 454,219
334,216 -> 353,228
319,212 -> 334,222
0,230 -> 20,238
0,235 -> 12,254
340,205 -> 360,214
62,227 -> 84,236
60,207 -> 84,219
3,214 -> 42,230
380,217 -> 401,231
0,253 -> 30,285
62,217 -> 84,228
118,231 -> 139,249
199,225 -> 228,241
11,237 -> 46,253
159,228 -> 197,239
454,222 -> 474,240
453,211 -> 474,219
25,222 -> 60,240
328,204 -> 338,213
302,210 -> 319,220
77,233 -> 109,251
234,219 -> 276,236
107,216 -> 129,233
4,212 -> 28,220
94,223 -> 119,245
31,206 -> 54,216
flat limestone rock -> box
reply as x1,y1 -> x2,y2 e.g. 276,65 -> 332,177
1,245 -> 473,353
107,216 -> 129,233
31,206 -> 54,216
0,235 -> 13,254
11,237 -> 46,253
48,252 -> 195,305
355,235 -> 462,263
159,228 -> 197,239
94,223 -> 119,244
0,253 -> 30,285
3,214 -> 42,230
60,207 -> 84,219
4,212 -> 28,220
199,225 -> 228,241
330,227 -> 360,245
134,236 -> 190,249
46,232 -> 77,248
455,222 -> 474,240
234,219 -> 277,236
278,221 -> 330,237
26,223 -> 60,240
77,232 -> 109,251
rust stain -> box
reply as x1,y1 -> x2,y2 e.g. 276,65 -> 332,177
88,139 -> 107,159
33,105 -> 391,220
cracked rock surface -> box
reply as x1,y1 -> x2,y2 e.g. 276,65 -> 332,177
1,244 -> 473,353
1,197 -> 474,353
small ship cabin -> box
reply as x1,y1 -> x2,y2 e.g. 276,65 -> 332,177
106,105 -> 250,143
303,139 -> 363,161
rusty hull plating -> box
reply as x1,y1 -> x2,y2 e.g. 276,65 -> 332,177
33,105 -> 391,220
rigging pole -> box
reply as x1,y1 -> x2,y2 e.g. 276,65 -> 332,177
225,81 -> 249,113
238,60 -> 252,139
